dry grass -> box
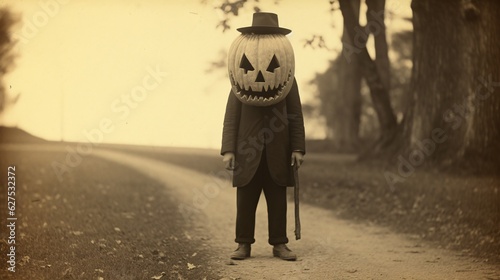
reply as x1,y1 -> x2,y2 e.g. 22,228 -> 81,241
0,148 -> 216,279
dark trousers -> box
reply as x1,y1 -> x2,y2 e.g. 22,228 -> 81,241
235,152 -> 288,245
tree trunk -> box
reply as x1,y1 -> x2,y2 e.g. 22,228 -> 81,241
330,0 -> 362,151
338,0 -> 398,153
366,0 -> 391,91
399,0 -> 500,171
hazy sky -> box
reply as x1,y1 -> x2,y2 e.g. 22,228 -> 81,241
1,0 -> 411,148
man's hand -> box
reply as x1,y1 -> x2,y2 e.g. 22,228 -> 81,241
223,152 -> 235,170
291,151 -> 304,168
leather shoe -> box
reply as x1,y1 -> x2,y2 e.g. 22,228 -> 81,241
273,244 -> 297,261
230,243 -> 251,260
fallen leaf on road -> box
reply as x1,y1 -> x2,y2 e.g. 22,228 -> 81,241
187,263 -> 196,270
70,231 -> 84,236
151,272 -> 166,279
62,267 -> 73,277
122,212 -> 135,219
19,256 -> 30,266
191,252 -> 197,257
114,227 -> 121,233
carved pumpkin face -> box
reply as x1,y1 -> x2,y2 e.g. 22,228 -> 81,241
228,34 -> 295,106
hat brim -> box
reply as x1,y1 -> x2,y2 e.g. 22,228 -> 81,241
237,26 -> 291,35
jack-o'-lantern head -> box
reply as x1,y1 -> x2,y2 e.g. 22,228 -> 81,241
227,13 -> 295,106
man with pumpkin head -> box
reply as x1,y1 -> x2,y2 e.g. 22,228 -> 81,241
221,12 -> 305,261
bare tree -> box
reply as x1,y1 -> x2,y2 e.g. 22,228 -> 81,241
329,0 -> 363,151
338,0 -> 398,155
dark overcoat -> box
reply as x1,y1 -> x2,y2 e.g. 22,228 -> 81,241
221,79 -> 306,187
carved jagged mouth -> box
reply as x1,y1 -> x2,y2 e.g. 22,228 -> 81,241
230,71 -> 292,103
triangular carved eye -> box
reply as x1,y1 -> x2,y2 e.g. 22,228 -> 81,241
266,55 -> 280,73
239,54 -> 254,74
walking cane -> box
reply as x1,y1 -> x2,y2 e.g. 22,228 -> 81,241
293,164 -> 301,240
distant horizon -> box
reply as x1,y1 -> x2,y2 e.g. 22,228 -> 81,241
0,125 -> 340,153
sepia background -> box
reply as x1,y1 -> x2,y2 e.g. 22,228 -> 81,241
1,0 -> 412,148
0,0 -> 499,279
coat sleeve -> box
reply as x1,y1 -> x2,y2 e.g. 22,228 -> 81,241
221,90 -> 242,155
286,79 -> 306,154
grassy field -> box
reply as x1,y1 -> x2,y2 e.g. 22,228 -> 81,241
111,143 -> 500,264
0,148 -> 217,279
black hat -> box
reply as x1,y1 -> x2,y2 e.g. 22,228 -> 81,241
237,12 -> 291,35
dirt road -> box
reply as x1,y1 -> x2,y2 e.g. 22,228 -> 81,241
95,149 -> 500,280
